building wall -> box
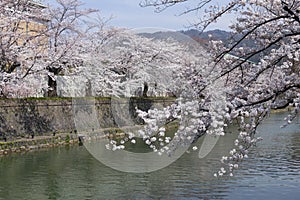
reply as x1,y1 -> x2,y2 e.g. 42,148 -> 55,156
0,1 -> 49,97
1,1 -> 48,53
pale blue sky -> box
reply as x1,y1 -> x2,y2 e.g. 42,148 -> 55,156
47,0 -> 233,31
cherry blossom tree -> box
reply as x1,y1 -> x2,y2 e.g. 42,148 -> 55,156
44,0 -> 102,97
0,0 -> 107,97
135,0 -> 300,176
0,0 -> 49,97
2,0 -> 299,177
79,29 -> 207,98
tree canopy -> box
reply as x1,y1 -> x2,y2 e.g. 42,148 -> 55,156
0,0 -> 299,176
134,0 -> 300,176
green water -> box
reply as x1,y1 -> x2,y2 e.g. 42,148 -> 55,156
0,112 -> 299,199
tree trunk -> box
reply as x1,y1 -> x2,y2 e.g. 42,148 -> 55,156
47,75 -> 57,97
143,82 -> 148,97
47,67 -> 62,97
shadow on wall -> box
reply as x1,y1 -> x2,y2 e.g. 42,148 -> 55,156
0,99 -> 52,140
0,98 -> 174,141
0,115 -> 16,141
17,99 -> 52,137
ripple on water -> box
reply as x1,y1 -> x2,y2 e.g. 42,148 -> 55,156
0,113 -> 299,199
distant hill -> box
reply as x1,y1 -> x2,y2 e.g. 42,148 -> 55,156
139,29 -> 233,47
182,29 -> 256,47
140,29 -> 256,48
182,29 -> 259,62
138,29 -> 260,62
138,31 -> 209,57
182,29 -> 233,41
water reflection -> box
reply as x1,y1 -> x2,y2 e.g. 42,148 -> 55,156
0,112 -> 299,199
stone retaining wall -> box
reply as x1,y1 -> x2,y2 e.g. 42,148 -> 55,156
0,97 -> 174,140
0,133 -> 78,155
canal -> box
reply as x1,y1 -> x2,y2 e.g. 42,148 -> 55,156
0,112 -> 299,199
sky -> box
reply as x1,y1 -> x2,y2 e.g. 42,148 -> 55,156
46,0 -> 234,31
82,0 -> 234,31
